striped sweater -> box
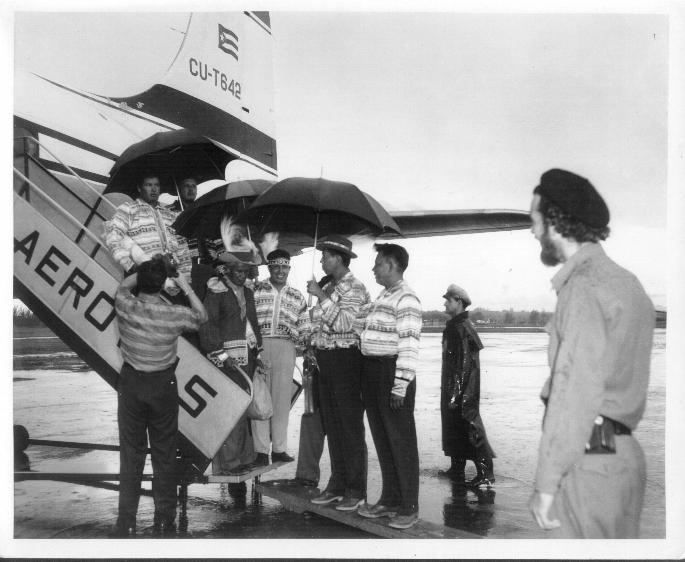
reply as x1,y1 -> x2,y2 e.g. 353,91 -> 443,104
115,285 -> 204,372
358,280 -> 422,397
310,271 -> 371,350
254,281 -> 310,350
104,198 -> 191,276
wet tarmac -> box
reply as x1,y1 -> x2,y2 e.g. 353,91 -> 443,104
12,330 -> 666,546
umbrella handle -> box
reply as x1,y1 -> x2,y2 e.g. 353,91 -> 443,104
243,199 -> 253,243
308,212 -> 320,308
173,177 -> 184,211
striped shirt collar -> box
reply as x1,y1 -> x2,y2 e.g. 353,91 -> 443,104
260,279 -> 289,292
327,270 -> 353,289
134,197 -> 165,210
376,278 -> 405,297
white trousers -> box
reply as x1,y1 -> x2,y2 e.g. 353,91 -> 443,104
252,338 -> 296,455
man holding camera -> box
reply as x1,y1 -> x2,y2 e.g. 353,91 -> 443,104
112,255 -> 207,538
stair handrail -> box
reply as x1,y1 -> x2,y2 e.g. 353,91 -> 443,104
14,135 -> 119,215
13,167 -> 119,272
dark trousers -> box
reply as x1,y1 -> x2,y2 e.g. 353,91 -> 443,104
361,356 -> 419,515
316,348 -> 366,498
212,356 -> 256,473
117,362 -> 179,527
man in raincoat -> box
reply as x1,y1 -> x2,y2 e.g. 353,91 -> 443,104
439,284 -> 495,487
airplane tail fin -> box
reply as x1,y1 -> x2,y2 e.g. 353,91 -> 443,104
111,12 -> 277,175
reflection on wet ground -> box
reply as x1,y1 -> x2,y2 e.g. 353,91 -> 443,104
14,478 -> 373,539
442,482 -> 496,536
14,354 -> 90,372
13,330 -> 666,539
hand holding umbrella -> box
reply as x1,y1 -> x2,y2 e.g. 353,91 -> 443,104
237,177 -> 402,301
104,129 -> 235,203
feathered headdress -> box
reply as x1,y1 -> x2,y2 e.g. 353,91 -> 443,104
259,232 -> 279,261
220,215 -> 260,255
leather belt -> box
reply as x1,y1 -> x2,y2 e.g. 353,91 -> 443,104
585,415 -> 631,454
610,417 -> 632,436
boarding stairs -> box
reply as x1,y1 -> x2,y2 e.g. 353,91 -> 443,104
13,136 -> 288,485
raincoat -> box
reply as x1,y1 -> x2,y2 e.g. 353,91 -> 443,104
440,312 -> 495,460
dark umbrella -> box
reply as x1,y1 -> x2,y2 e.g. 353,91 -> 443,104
172,179 -> 275,240
238,178 -> 401,293
237,177 -> 402,241
104,129 -> 236,200
172,178 -> 312,258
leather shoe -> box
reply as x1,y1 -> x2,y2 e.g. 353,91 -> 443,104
357,502 -> 398,519
469,475 -> 495,488
335,497 -> 365,511
388,513 -> 419,529
254,453 -> 270,466
244,453 -> 270,471
271,451 -> 295,463
311,491 -> 343,505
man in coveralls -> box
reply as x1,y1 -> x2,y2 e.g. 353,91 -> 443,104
528,168 -> 654,538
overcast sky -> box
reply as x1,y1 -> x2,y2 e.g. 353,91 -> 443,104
10,8 -> 671,311
264,12 -> 668,310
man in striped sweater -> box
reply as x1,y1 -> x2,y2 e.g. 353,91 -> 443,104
252,249 -> 310,465
113,255 -> 207,538
104,172 -> 191,281
356,243 -> 422,530
306,235 -> 371,511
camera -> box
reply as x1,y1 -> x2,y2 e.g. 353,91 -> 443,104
161,253 -> 179,278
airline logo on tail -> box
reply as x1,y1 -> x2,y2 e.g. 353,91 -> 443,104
218,24 -> 239,60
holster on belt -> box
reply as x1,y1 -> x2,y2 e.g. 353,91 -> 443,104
585,415 -> 631,454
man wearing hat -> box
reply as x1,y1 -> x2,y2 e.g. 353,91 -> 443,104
306,235 -> 371,511
439,284 -> 495,487
252,249 -> 310,465
198,248 -> 264,478
528,168 -> 654,538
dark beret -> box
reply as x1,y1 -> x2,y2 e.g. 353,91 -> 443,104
533,169 -> 610,228
267,248 -> 291,261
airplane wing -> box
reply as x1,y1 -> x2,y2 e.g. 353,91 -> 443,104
383,209 -> 531,238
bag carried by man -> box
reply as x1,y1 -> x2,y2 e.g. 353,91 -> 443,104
246,365 -> 273,421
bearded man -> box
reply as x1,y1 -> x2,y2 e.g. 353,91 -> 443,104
527,168 -> 654,538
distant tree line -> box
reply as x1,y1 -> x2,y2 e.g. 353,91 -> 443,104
422,307 -> 553,327
15,303 -> 552,330
13,304 -> 664,331
13,305 -> 44,327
